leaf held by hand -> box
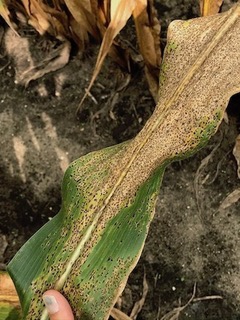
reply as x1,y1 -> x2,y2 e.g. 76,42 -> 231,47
8,4 -> 240,320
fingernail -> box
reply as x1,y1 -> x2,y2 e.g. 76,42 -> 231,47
43,295 -> 59,314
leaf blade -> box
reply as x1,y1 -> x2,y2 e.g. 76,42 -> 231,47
8,142 -> 165,319
8,4 -> 240,320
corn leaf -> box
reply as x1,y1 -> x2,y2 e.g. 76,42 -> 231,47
64,0 -> 100,46
0,272 -> 19,306
0,272 -> 22,320
219,188 -> 240,210
133,0 -> 161,101
200,0 -> 223,16
233,134 -> 240,178
0,0 -> 18,33
20,0 -> 50,35
8,4 -> 240,320
0,303 -> 21,320
18,0 -> 68,38
78,0 -> 136,111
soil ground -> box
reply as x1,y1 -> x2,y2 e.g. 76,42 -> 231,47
0,1 -> 240,319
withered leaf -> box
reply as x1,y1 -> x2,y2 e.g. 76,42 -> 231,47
110,308 -> 132,320
233,134 -> 240,178
200,0 -> 223,16
4,26 -> 71,86
77,0 -> 136,112
0,0 -> 18,33
130,271 -> 148,319
133,0 -> 161,101
219,189 -> 240,210
19,0 -> 71,38
20,0 -> 51,35
0,272 -> 19,306
64,0 -> 100,47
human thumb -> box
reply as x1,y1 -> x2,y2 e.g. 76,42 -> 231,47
43,289 -> 74,320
